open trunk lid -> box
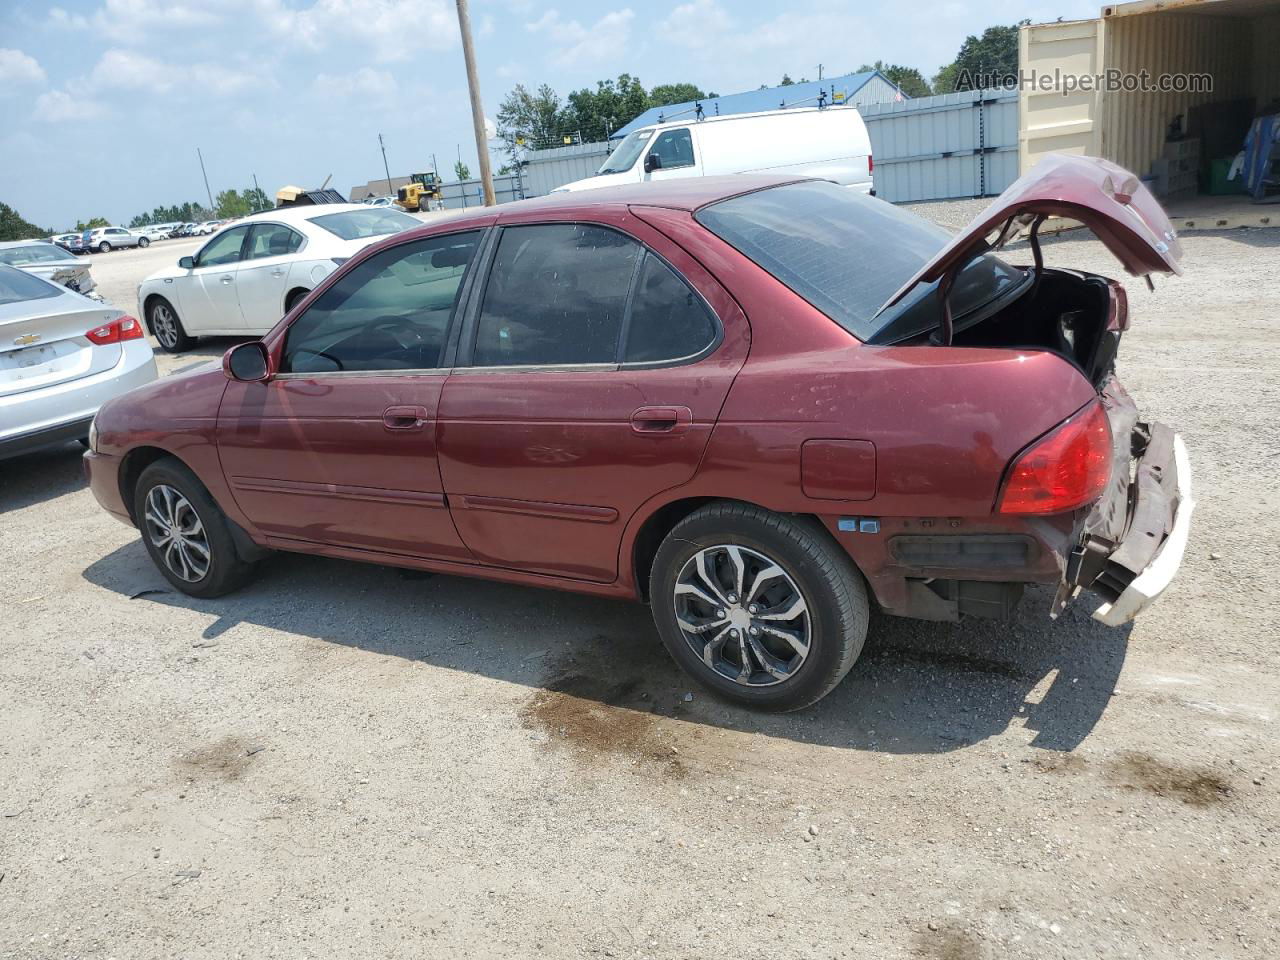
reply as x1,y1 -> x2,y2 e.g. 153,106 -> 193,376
877,154 -> 1184,315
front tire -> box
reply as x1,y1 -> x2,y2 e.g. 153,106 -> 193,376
139,236 -> 150,247
650,502 -> 869,711
148,296 -> 194,353
134,458 -> 257,598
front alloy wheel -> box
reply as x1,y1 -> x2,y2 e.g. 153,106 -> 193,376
143,484 -> 211,582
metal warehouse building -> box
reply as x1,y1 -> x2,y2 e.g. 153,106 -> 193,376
1021,0 -> 1280,224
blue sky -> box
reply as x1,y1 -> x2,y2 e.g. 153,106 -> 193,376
1,0 -> 1098,230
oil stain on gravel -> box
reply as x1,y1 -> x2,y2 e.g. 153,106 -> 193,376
521,671 -> 687,778
175,735 -> 258,782
1109,751 -> 1231,806
912,924 -> 984,960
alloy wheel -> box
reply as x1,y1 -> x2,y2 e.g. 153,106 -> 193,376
672,544 -> 811,687
152,304 -> 178,348
143,484 -> 211,582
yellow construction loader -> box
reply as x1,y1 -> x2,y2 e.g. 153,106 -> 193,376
396,172 -> 442,212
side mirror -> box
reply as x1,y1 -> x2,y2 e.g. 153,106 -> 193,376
223,341 -> 272,383
643,152 -> 663,173
178,255 -> 194,269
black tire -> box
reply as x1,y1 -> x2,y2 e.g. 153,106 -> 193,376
133,457 -> 257,598
147,296 -> 195,353
284,288 -> 309,313
650,502 -> 868,711
98,241 -> 110,254
139,236 -> 150,247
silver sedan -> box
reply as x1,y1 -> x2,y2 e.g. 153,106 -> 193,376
0,265 -> 156,459
0,240 -> 97,296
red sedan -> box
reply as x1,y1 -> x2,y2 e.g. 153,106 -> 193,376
85,155 -> 1193,710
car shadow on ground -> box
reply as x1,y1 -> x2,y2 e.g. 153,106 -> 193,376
83,535 -> 1131,756
0,443 -> 87,515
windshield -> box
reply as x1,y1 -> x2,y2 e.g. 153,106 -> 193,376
308,208 -> 420,241
696,180 -> 1026,341
598,130 -> 652,175
0,244 -> 78,265
0,265 -> 60,305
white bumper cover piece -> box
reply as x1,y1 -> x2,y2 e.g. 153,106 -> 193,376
1091,434 -> 1194,626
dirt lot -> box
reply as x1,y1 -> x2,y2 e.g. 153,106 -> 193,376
1,217 -> 1277,959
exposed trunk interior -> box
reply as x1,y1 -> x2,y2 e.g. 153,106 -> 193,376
947,267 -> 1123,389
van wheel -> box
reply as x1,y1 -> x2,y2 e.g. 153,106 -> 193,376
134,458 -> 257,598
649,502 -> 869,711
148,297 -> 194,353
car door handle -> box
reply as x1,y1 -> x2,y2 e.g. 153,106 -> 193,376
220,275 -> 234,284
383,405 -> 429,430
630,405 -> 693,435
270,269 -> 285,278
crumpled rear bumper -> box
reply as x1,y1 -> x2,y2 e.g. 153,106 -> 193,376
1089,430 -> 1193,625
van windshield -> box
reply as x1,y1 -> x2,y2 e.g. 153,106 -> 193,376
696,180 -> 1027,342
598,130 -> 652,175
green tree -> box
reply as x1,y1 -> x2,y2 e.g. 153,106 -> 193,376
74,217 -> 110,231
779,74 -> 794,86
858,60 -> 931,98
0,202 -> 52,241
933,21 -> 1027,92
496,83 -> 565,147
454,160 -> 471,181
648,83 -> 717,107
561,73 -> 649,140
244,186 -> 270,212
215,188 -> 254,219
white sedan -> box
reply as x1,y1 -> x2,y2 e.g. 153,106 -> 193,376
137,203 -> 422,352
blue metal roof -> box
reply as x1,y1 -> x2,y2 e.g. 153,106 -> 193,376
611,71 -> 896,139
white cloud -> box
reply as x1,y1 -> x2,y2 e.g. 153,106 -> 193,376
281,0 -> 458,61
526,7 -> 634,63
314,67 -> 398,99
0,48 -> 47,88
33,89 -> 104,123
88,49 -> 266,97
75,0 -> 221,41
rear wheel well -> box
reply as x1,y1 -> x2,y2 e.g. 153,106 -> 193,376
632,497 -> 846,602
285,287 -> 310,312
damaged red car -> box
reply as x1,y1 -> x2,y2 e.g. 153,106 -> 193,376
85,154 -> 1193,710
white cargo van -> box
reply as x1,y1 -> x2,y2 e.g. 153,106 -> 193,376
557,105 -> 874,194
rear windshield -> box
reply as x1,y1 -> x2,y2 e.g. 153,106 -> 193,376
0,265 -> 60,305
308,208 -> 420,241
695,181 -> 1025,341
0,244 -> 77,265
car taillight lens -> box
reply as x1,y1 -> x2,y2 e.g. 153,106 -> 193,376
868,154 -> 874,174
997,401 -> 1113,515
86,315 -> 144,345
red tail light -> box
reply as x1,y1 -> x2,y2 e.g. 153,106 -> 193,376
868,154 -> 874,175
997,401 -> 1112,515
86,315 -> 144,345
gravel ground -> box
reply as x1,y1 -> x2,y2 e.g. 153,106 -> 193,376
2,209 -> 1278,959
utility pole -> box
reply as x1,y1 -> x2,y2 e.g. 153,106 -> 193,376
818,63 -> 824,81
455,0 -> 495,206
252,172 -> 262,210
379,133 -> 393,197
196,147 -> 214,213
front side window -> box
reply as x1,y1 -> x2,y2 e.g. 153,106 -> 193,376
195,226 -> 250,267
307,208 -> 419,241
282,231 -> 480,374
246,223 -> 304,260
649,128 -> 695,170
472,224 -> 641,367
624,254 -> 718,363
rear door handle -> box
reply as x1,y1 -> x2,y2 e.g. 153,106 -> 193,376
383,405 -> 429,430
270,269 -> 285,278
630,405 -> 693,435
220,275 -> 234,284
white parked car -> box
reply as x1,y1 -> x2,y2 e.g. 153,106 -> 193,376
82,226 -> 148,253
559,106 -> 874,194
0,265 -> 156,459
0,240 -> 97,296
363,196 -> 396,207
140,224 -> 171,241
138,203 -> 422,352
193,220 -> 221,236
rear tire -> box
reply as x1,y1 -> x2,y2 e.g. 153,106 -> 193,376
650,502 -> 869,711
98,241 -> 110,254
148,296 -> 194,353
139,236 -> 150,247
134,458 -> 257,598
284,288 -> 309,313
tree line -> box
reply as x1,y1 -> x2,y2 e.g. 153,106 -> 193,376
496,22 -> 1022,149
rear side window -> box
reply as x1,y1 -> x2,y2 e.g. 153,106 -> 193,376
246,223 -> 304,259
307,208 -> 419,241
472,224 -> 640,366
624,254 -> 717,363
